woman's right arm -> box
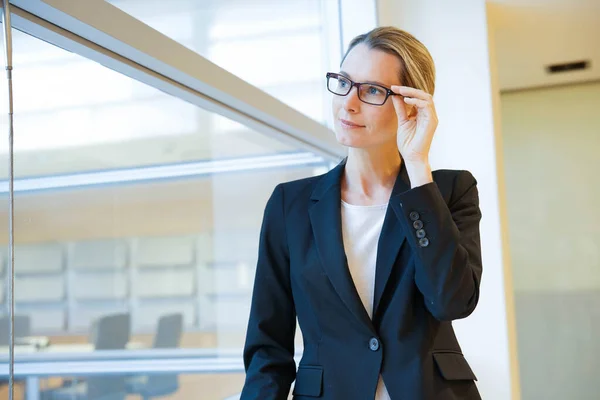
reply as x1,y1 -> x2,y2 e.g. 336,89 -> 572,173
240,184 -> 297,400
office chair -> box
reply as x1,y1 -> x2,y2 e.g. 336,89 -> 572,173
41,313 -> 131,400
126,313 -> 184,400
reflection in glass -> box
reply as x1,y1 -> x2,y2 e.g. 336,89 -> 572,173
109,0 -> 329,124
0,32 -> 295,180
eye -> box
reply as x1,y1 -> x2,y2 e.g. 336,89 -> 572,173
368,86 -> 384,95
339,78 -> 351,88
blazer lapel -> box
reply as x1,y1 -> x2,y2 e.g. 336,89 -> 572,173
373,161 -> 411,318
309,159 -> 374,332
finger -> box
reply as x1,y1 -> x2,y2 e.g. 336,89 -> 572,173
403,97 -> 430,109
391,92 -> 409,121
392,85 -> 433,101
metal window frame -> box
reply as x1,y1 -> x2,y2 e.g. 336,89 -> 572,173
0,152 -> 326,193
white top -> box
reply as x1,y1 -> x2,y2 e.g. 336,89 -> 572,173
341,199 -> 391,400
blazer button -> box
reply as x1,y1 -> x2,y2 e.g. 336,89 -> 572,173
409,211 -> 420,221
369,337 -> 380,351
416,229 -> 426,239
419,237 -> 430,247
413,220 -> 423,230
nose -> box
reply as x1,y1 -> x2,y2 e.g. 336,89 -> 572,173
342,85 -> 361,112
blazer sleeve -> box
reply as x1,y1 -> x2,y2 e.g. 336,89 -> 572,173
240,184 -> 297,400
395,170 -> 483,321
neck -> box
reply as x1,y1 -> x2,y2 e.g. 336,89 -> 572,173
343,145 -> 401,201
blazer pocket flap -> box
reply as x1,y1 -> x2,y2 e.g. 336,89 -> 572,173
433,352 -> 477,381
293,365 -> 323,397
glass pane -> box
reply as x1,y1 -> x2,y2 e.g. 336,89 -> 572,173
0,29 -> 331,400
108,0 -> 329,124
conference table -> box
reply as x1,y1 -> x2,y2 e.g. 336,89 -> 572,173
0,341 -> 302,400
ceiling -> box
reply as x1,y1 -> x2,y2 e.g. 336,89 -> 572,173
488,0 -> 600,92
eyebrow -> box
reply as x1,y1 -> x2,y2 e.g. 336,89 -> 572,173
339,70 -> 389,87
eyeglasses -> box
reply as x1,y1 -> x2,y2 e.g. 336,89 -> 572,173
326,72 -> 398,106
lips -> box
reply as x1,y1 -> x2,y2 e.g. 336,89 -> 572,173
340,119 -> 364,128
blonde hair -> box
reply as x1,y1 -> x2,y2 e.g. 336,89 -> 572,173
342,26 -> 436,95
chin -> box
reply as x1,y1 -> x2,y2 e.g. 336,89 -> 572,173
334,130 -> 367,148
335,129 -> 396,151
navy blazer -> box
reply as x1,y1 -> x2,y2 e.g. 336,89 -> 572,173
241,157 -> 483,400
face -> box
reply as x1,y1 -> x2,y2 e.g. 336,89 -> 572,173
331,43 -> 404,149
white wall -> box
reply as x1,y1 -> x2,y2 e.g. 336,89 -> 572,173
377,1 -> 520,399
501,82 -> 600,293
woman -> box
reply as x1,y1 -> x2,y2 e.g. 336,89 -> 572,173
240,26 -> 482,400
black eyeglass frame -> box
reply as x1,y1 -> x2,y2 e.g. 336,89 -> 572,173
325,72 -> 400,106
